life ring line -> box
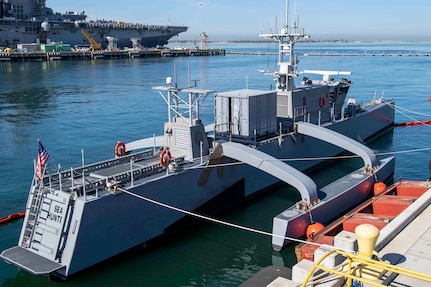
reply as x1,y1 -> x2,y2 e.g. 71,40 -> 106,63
115,141 -> 126,157
159,149 -> 172,165
319,97 -> 325,107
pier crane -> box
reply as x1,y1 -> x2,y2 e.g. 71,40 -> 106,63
80,29 -> 102,51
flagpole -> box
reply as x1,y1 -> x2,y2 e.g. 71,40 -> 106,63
33,159 -> 37,185
35,139 -> 49,182
58,164 -> 62,192
35,138 -> 40,184
82,149 -> 86,201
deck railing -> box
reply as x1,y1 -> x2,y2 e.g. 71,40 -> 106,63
39,151 -> 185,198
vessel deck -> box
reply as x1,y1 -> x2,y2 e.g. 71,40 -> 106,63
1,246 -> 63,275
41,150 -> 188,196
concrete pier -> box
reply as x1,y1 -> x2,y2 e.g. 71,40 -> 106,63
376,203 -> 431,286
241,184 -> 431,286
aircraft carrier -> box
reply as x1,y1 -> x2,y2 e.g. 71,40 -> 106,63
0,0 -> 188,49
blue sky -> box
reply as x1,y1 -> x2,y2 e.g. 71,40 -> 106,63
52,0 -> 431,41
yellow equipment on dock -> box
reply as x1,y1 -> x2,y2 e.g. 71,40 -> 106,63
302,224 -> 431,286
80,29 -> 102,51
302,249 -> 431,286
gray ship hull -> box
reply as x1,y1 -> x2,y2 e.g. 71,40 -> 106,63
1,100 -> 394,278
0,19 -> 187,48
67,106 -> 394,277
47,22 -> 187,49
0,1 -> 187,49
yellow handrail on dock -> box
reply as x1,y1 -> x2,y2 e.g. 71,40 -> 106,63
302,249 -> 431,287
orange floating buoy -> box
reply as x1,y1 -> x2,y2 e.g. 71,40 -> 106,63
373,182 -> 387,196
0,211 -> 25,225
306,222 -> 325,239
394,119 -> 431,127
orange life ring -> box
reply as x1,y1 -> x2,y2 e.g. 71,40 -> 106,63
115,141 -> 126,157
319,97 -> 325,107
160,148 -> 172,165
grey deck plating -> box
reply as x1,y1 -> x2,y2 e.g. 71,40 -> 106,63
1,246 -> 63,275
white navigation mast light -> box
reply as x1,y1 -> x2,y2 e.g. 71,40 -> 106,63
199,2 -> 204,32
198,1 -> 208,49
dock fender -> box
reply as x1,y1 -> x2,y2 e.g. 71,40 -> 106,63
306,222 -> 324,239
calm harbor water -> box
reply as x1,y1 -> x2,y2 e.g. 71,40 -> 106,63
1,42 -> 431,286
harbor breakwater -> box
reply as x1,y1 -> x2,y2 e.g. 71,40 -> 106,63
0,48 -> 225,62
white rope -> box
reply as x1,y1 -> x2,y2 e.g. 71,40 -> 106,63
115,141 -> 431,254
375,147 -> 431,156
186,146 -> 431,170
188,154 -> 363,169
117,187 -> 355,254
387,101 -> 431,118
386,101 -> 431,126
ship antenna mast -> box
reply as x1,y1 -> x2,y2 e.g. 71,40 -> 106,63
259,0 -> 309,92
285,0 -> 289,30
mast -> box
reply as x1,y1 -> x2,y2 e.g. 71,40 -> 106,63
259,0 -> 309,92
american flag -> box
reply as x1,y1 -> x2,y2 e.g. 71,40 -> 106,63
36,141 -> 49,180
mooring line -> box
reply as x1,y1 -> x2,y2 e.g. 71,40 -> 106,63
117,187 -> 355,254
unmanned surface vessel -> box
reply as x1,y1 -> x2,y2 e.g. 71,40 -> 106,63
1,1 -> 395,279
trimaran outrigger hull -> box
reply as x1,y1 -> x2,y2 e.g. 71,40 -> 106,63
1,0 -> 396,279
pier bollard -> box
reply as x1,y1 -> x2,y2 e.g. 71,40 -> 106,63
355,224 -> 379,258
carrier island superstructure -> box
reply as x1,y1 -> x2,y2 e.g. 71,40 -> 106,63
0,0 -> 187,49
1,2 -> 396,279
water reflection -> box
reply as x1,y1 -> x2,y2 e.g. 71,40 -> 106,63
0,86 -> 57,126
